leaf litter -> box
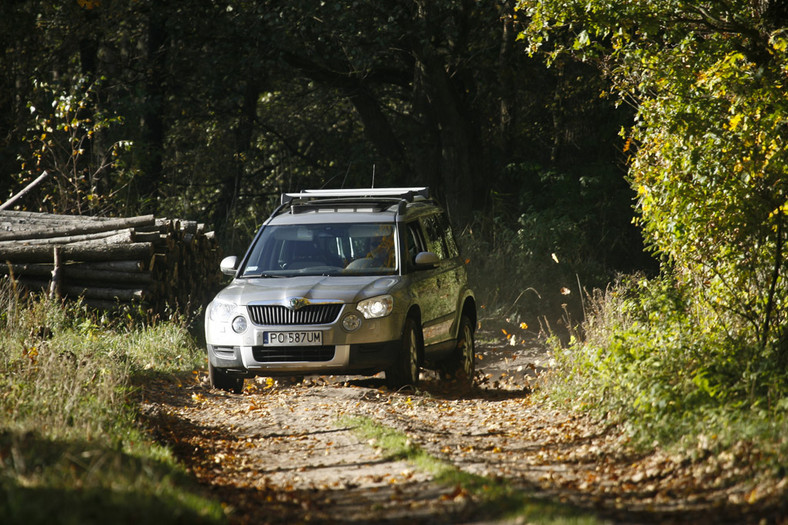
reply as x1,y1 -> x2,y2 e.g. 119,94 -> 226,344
139,325 -> 787,524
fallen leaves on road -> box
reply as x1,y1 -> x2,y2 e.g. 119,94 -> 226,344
138,330 -> 787,524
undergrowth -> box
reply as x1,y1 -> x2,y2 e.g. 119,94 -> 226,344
457,167 -> 655,337
544,273 -> 788,471
0,278 -> 224,524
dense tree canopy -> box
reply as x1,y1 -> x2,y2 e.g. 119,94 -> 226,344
1,0 -> 655,326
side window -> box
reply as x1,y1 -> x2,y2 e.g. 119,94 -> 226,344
422,215 -> 448,260
406,222 -> 426,265
436,213 -> 459,258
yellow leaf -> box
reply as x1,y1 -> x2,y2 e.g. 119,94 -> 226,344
769,201 -> 788,219
520,322 -> 528,330
728,113 -> 743,131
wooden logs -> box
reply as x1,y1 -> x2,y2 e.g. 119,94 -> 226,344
0,211 -> 223,315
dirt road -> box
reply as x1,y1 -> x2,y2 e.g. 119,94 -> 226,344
140,332 -> 786,524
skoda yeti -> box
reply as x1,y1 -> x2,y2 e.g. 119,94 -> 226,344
204,187 -> 476,393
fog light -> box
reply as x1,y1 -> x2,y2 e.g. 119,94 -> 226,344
342,313 -> 362,332
231,316 -> 248,334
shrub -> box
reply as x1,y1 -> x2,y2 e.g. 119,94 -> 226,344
547,273 -> 788,453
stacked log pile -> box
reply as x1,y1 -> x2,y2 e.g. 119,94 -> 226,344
0,211 -> 223,314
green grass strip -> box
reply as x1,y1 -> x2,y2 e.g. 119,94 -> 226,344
0,290 -> 225,524
340,415 -> 604,525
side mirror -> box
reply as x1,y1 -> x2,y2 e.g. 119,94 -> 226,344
414,251 -> 439,269
219,256 -> 238,276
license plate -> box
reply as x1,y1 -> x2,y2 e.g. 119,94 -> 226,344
263,331 -> 323,346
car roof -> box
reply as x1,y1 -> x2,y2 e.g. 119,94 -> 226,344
281,187 -> 429,203
268,187 -> 440,225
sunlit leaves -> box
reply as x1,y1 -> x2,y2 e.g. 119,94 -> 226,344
522,0 -> 788,358
15,78 -> 134,215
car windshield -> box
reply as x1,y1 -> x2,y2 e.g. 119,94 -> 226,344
240,223 -> 398,277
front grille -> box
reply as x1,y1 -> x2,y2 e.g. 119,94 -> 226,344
247,304 -> 342,325
252,346 -> 335,362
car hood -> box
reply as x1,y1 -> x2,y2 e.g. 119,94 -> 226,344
213,275 -> 402,305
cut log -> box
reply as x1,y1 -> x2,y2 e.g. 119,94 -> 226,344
74,260 -> 146,272
1,210 -> 222,316
0,228 -> 135,248
0,171 -> 52,211
0,241 -> 153,263
0,214 -> 155,241
0,210 -> 118,221
1,260 -> 148,275
63,268 -> 154,285
0,262 -> 53,277
61,284 -> 145,302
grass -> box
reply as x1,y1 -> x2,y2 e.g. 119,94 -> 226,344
542,274 -> 788,480
0,280 -> 224,524
340,415 -> 604,525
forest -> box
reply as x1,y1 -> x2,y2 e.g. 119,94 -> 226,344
1,0 -> 787,491
0,0 -> 653,322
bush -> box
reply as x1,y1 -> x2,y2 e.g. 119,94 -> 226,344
547,273 -> 788,454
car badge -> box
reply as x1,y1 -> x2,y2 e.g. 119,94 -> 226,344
286,297 -> 310,310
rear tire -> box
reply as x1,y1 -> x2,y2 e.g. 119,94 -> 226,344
208,360 -> 244,394
440,315 -> 475,391
385,317 -> 421,388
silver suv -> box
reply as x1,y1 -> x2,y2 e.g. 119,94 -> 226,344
204,187 -> 476,393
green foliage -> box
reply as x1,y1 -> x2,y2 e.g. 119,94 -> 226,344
15,78 -> 135,215
519,2 -> 788,457
548,274 -> 788,456
0,0 -> 641,256
0,280 -> 223,523
521,0 -> 788,368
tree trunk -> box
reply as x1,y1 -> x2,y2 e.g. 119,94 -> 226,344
133,6 -> 168,213
212,79 -> 260,237
346,85 -> 408,177
413,48 -> 476,225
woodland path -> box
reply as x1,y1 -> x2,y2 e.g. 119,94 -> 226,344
140,330 -> 785,524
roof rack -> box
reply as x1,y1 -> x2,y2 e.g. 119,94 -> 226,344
281,187 -> 429,206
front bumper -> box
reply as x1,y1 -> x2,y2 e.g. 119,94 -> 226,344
205,303 -> 405,376
207,340 -> 399,376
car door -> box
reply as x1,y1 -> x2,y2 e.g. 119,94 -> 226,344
418,213 -> 461,346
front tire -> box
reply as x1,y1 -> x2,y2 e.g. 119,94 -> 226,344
208,360 -> 244,394
385,317 -> 421,388
441,315 -> 475,390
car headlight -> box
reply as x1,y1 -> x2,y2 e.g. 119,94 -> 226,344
357,295 -> 393,319
209,301 -> 239,322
